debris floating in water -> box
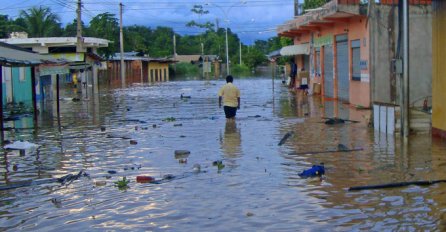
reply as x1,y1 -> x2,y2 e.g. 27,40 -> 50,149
4,141 -> 40,150
298,164 -> 325,178
278,131 -> 294,146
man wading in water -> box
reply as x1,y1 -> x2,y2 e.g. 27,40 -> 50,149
218,75 -> 241,122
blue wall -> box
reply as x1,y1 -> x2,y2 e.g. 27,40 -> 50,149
11,67 -> 32,106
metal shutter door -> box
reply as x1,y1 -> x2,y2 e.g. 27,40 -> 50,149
324,44 -> 334,98
336,37 -> 349,102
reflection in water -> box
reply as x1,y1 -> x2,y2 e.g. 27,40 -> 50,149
1,79 -> 446,231
220,121 -> 241,167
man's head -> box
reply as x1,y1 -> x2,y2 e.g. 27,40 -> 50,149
226,75 -> 233,83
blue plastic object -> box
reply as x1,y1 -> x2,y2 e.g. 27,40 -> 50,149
298,164 -> 325,178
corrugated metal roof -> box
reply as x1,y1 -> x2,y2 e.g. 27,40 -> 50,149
0,42 -> 62,66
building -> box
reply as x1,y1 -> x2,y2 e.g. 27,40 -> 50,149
0,34 -> 110,96
105,52 -> 176,86
0,42 -> 67,139
278,0 -> 432,133
174,54 -> 221,78
432,0 -> 446,138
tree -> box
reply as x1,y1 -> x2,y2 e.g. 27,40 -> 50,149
88,13 -> 119,58
0,15 -> 18,38
149,27 -> 174,57
186,5 -> 215,31
63,19 -> 88,37
124,25 -> 152,54
18,6 -> 62,37
244,47 -> 267,69
302,0 -> 330,12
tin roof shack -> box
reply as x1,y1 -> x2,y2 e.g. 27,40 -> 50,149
105,52 -> 177,87
277,0 -> 432,132
0,42 -> 67,141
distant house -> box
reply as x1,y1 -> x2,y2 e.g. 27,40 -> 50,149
173,55 -> 201,64
105,52 -> 177,86
173,54 -> 222,78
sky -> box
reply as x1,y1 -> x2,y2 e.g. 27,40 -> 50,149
0,0 -> 295,45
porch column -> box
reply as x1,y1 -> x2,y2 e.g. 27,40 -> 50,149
0,66 -> 3,143
93,64 -> 98,95
31,66 -> 38,129
56,74 -> 61,131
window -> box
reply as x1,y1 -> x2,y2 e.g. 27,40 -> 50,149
19,67 -> 26,82
351,40 -> 361,81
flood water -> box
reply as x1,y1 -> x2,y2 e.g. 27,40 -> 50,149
1,77 -> 446,231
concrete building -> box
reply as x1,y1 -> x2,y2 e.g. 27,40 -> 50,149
432,0 -> 446,138
0,34 -> 110,97
278,0 -> 432,133
0,42 -> 66,138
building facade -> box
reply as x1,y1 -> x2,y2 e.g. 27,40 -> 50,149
278,1 -> 432,132
432,0 -> 446,138
105,52 -> 176,86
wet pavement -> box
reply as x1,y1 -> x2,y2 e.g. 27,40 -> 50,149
0,77 -> 446,231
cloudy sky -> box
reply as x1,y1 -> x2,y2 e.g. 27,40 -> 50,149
0,0 -> 295,44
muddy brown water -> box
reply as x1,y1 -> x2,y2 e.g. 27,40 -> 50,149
0,78 -> 445,231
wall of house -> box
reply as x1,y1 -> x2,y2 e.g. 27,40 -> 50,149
371,5 -> 432,106
348,16 -> 370,108
148,63 -> 169,82
11,67 -> 32,105
432,0 -> 446,137
293,15 -> 370,107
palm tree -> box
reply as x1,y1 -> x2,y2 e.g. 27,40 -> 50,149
19,6 -> 61,37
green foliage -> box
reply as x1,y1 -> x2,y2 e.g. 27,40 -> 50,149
163,117 -> 176,122
231,64 -> 251,77
302,0 -> 330,11
88,12 -> 119,58
18,6 -> 61,37
186,5 -> 214,31
173,63 -> 199,76
114,177 -> 130,190
0,15 -> 24,38
148,27 -> 174,57
63,19 -> 88,37
244,47 -> 267,69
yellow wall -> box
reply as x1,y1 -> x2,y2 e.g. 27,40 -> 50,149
148,62 -> 170,82
432,1 -> 446,136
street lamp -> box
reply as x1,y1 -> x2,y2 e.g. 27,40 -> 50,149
205,1 -> 247,76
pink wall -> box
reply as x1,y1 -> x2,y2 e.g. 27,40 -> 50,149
292,15 -> 370,108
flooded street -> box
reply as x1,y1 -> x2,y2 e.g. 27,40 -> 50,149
1,77 -> 446,231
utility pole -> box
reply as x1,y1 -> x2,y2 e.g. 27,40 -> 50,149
294,0 -> 300,16
239,41 -> 242,65
173,34 -> 177,57
119,2 -> 125,88
402,0 -> 410,138
76,0 -> 83,52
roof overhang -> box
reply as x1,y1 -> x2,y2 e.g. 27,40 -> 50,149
0,42 -> 65,67
280,44 -> 310,56
277,1 -> 364,37
0,37 -> 110,49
